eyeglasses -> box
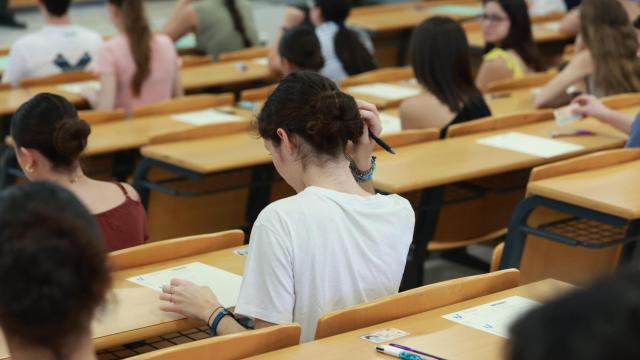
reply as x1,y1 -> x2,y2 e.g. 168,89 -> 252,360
480,14 -> 508,23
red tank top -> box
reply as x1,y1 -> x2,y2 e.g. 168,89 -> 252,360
95,183 -> 148,251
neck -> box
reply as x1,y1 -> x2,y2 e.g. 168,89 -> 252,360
300,157 -> 369,196
45,167 -> 86,188
7,330 -> 96,360
44,13 -> 71,26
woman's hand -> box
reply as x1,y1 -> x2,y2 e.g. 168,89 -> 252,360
352,99 -> 381,171
159,278 -> 220,324
571,94 -> 611,120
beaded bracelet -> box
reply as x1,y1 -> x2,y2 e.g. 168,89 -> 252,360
348,156 -> 376,183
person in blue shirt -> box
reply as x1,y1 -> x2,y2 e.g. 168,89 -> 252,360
571,94 -> 640,147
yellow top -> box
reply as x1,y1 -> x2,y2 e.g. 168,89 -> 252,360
484,48 -> 526,79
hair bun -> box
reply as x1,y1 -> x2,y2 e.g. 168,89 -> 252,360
53,118 -> 91,160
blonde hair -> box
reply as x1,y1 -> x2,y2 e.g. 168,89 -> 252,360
581,0 -> 640,95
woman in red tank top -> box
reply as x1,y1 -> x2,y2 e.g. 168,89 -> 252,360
10,93 -> 148,251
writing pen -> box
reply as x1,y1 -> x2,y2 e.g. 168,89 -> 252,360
369,129 -> 396,154
390,343 -> 448,360
376,345 -> 426,360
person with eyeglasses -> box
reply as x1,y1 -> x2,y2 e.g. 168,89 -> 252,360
475,0 -> 545,91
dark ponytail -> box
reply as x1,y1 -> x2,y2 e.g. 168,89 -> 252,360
224,0 -> 253,48
11,93 -> 91,171
258,71 -> 364,160
109,0 -> 152,96
314,0 -> 377,75
279,26 -> 325,72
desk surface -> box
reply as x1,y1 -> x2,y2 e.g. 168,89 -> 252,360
249,279 -> 572,360
528,159 -> 640,219
467,21 -> 573,48
0,246 -> 247,358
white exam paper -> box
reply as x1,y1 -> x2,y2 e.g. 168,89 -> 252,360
127,262 -> 243,307
476,132 -> 584,158
253,57 -> 269,66
347,83 -> 421,100
172,108 -> 245,126
442,296 -> 540,338
380,113 -> 402,134
58,80 -> 101,95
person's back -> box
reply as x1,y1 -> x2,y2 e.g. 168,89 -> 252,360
2,0 -> 102,87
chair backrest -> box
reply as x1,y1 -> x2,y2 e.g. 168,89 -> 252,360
380,128 -> 440,149
339,67 -> 414,87
314,269 -> 520,340
0,83 -> 10,91
491,242 -> 505,272
78,108 -> 127,125
131,94 -> 235,118
446,109 -> 554,138
180,55 -> 214,68
20,71 -> 96,87
485,70 -> 557,93
600,93 -> 640,110
240,83 -> 278,102
127,324 -> 301,360
109,230 -> 244,271
149,121 -> 252,145
218,46 -> 269,62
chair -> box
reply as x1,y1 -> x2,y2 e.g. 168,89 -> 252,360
314,269 -> 520,339
218,46 -> 269,62
601,93 -> 640,110
127,324 -> 301,360
19,70 -> 96,87
380,128 -> 439,149
240,83 -> 277,102
0,83 -> 10,91
339,67 -> 414,87
131,94 -> 235,118
78,108 -> 126,125
490,242 -> 505,272
504,149 -> 640,284
485,70 -> 558,93
181,55 -> 214,68
446,109 -> 554,138
109,230 -> 244,271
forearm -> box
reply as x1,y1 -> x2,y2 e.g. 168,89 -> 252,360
597,109 -> 635,134
211,315 -> 250,336
352,152 -> 375,194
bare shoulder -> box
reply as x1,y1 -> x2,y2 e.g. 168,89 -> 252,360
400,94 -> 453,130
120,182 -> 141,202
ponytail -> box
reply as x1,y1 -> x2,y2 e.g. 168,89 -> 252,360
224,0 -> 252,48
109,0 -> 152,96
333,25 -> 377,76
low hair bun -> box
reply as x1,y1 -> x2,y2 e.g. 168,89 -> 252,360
53,118 -> 91,162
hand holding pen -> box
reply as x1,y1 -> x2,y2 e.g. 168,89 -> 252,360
355,100 -> 396,158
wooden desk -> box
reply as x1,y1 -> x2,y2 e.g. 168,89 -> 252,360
0,85 -> 86,117
249,279 -> 572,360
0,245 -> 247,359
467,21 -> 573,49
501,151 -> 640,272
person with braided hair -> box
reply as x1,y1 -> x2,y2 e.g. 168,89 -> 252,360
163,0 -> 259,60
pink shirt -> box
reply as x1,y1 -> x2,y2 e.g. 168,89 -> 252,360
96,34 -> 179,112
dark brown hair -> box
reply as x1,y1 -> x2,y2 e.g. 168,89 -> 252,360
109,0 -> 152,96
11,93 -> 91,171
581,0 -> 640,96
258,71 -> 363,160
411,17 -> 484,113
224,0 -> 253,48
483,0 -> 545,71
279,26 -> 325,72
0,182 -> 110,356
41,0 -> 71,17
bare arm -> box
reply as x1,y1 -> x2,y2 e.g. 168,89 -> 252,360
162,0 -> 199,42
352,100 -> 382,194
559,8 -> 580,36
88,73 -> 117,110
572,94 -> 635,134
534,50 -> 592,108
475,58 -> 515,92
172,65 -> 184,98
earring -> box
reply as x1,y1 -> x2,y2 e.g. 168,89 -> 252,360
26,167 -> 34,173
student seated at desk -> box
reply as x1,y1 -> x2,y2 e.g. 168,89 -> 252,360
0,182 -> 111,360
278,26 -> 325,74
559,0 -> 639,36
570,94 -> 640,147
535,0 -> 640,108
11,93 -> 148,251
158,71 -> 415,343
86,0 -> 183,113
507,269 -> 640,360
2,0 -> 102,87
163,0 -> 259,60
269,0 -> 376,81
400,17 -> 491,136
476,0 -> 545,91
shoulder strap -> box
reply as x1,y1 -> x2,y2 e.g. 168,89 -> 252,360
113,182 -> 133,200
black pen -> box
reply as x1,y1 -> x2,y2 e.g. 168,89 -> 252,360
369,129 -> 396,155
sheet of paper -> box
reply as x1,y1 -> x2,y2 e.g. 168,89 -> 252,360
429,4 -> 482,17
176,33 -> 197,50
57,80 -> 101,95
253,57 -> 269,66
380,113 -> 402,134
0,56 -> 8,72
348,83 -> 421,100
534,22 -> 561,32
172,108 -> 245,126
360,327 -> 410,344
476,132 -> 584,158
442,296 -> 540,338
127,262 -> 243,307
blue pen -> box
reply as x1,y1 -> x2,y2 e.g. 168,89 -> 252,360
390,343 -> 448,360
376,345 -> 427,360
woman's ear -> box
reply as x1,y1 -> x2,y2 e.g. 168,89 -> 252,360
277,128 -> 298,157
17,147 -> 37,173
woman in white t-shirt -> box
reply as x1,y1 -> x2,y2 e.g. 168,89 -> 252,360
158,71 -> 415,343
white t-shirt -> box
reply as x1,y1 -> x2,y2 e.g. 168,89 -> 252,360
234,186 -> 415,342
315,22 -> 375,81
3,24 -> 103,87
